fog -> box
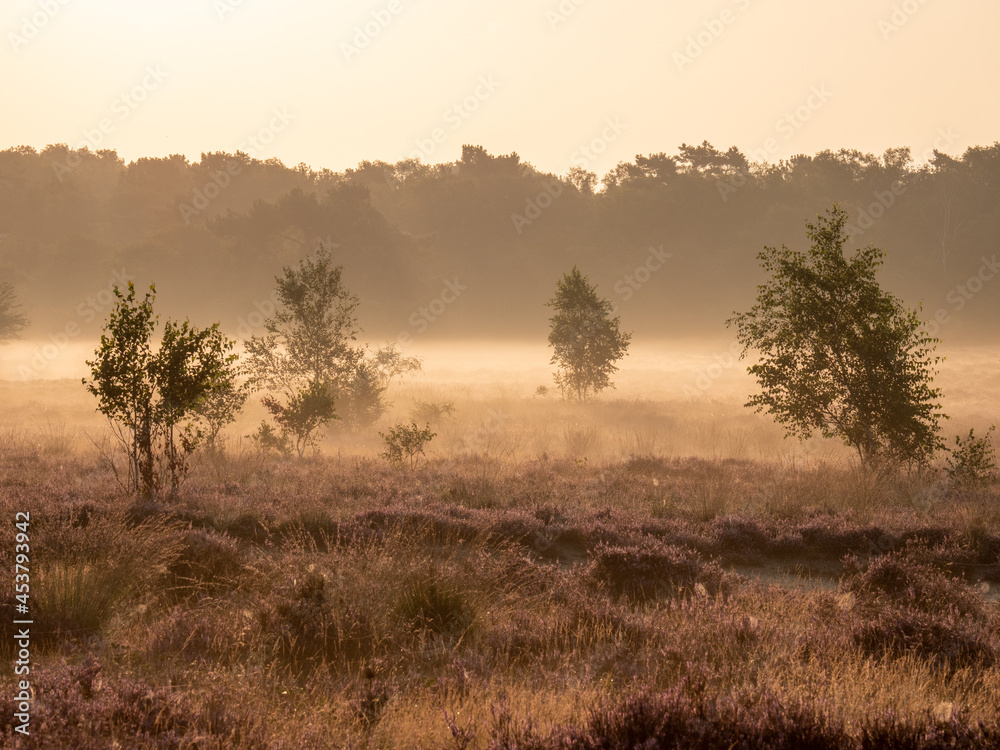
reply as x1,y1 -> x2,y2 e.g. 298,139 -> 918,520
1,338 -> 995,466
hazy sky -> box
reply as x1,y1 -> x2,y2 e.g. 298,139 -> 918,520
3,0 -> 998,177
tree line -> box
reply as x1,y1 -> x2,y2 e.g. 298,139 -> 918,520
2,141 -> 999,341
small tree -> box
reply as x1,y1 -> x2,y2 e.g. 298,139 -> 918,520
946,427 -> 996,487
84,283 -> 239,496
380,422 -> 436,468
260,380 -> 337,457
245,248 -> 359,454
0,282 -> 29,342
371,343 -> 422,389
335,357 -> 387,430
727,206 -> 946,467
546,266 -> 631,400
193,371 -> 251,452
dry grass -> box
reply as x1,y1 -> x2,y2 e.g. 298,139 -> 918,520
0,378 -> 998,747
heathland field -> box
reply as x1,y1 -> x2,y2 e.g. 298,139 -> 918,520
1,344 -> 999,748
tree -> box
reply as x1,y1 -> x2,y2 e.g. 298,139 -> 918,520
0,282 -> 28,343
727,205 -> 946,466
84,283 -> 239,496
192,370 -> 250,452
370,343 -> 422,390
244,248 -> 359,455
546,266 -> 631,400
326,357 -> 384,431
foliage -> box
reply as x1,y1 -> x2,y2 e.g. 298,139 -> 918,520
380,421 -> 436,467
728,206 -> 946,467
250,420 -> 292,455
371,343 -> 422,389
547,266 -> 631,401
83,283 -> 239,496
244,247 -> 357,453
260,380 -> 337,457
193,370 -> 251,452
0,281 -> 28,342
946,426 -> 997,487
335,356 -> 387,430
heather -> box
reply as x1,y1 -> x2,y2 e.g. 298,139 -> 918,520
1,433 -> 998,748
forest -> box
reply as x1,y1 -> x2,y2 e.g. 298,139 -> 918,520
2,141 -> 998,344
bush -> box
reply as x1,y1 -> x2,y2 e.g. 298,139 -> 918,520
166,529 -> 244,599
380,421 -> 436,467
843,548 -> 998,667
946,427 -> 997,488
410,400 -> 455,425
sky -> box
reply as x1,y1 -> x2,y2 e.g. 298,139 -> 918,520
2,0 -> 998,177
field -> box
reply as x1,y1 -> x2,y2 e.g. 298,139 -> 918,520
1,343 -> 999,748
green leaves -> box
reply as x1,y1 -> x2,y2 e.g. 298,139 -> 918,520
380,422 -> 436,468
728,206 -> 946,466
547,266 -> 631,401
245,247 -> 368,453
83,283 -> 240,496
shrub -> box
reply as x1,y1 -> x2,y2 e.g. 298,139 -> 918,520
946,426 -> 997,488
83,283 -> 239,497
843,548 -> 998,667
410,400 -> 456,425
166,529 -> 244,599
380,421 -> 436,467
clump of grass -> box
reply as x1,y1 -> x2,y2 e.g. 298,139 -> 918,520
148,602 -> 257,666
587,539 -> 739,602
30,515 -> 184,647
166,528 -> 244,600
393,573 -> 475,636
258,568 -> 375,669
